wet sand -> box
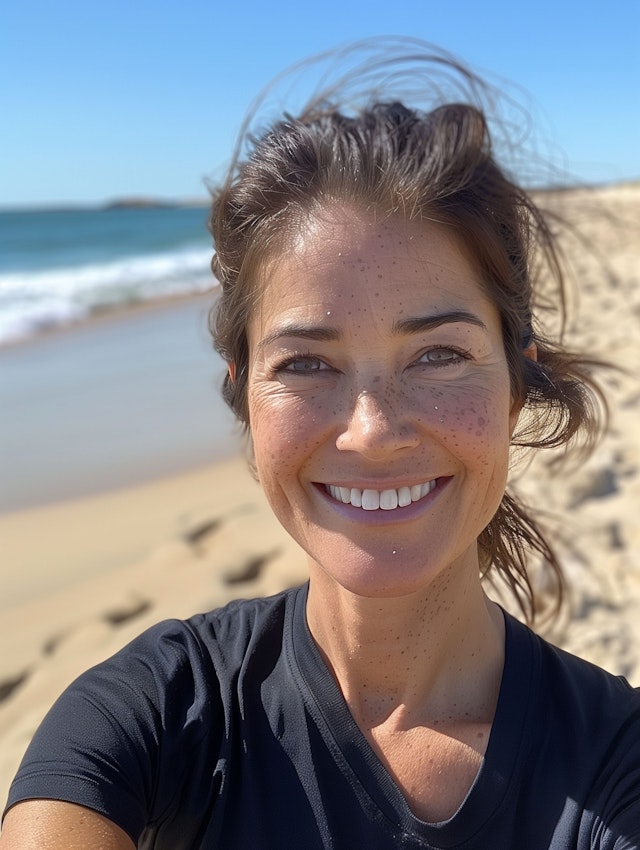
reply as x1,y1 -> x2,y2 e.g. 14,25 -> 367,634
0,293 -> 241,512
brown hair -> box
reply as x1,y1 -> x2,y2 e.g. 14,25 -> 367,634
208,40 -> 606,624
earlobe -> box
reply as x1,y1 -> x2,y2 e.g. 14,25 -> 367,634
523,342 -> 537,363
228,362 -> 236,383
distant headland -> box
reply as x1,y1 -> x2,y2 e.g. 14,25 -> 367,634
0,196 -> 211,214
102,196 -> 210,210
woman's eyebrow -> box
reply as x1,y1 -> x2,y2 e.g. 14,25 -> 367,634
258,311 -> 487,351
393,310 -> 488,335
257,323 -> 341,350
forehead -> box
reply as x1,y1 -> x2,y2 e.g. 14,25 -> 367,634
250,205 -> 492,331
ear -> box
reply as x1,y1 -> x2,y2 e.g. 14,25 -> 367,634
509,343 -> 537,435
228,362 -> 236,383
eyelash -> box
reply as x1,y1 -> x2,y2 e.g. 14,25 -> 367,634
415,346 -> 473,368
272,346 -> 473,376
273,352 -> 330,374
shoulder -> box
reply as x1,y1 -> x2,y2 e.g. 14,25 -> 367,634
504,610 -> 640,750
505,610 -> 638,689
502,612 -> 640,839
3,586 -> 304,844
96,584 -> 302,689
187,583 -> 299,644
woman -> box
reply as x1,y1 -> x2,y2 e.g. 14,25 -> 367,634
2,41 -> 639,849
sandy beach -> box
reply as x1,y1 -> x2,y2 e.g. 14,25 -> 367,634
1,182 -> 639,810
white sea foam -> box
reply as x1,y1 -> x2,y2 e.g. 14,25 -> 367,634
0,247 -> 216,345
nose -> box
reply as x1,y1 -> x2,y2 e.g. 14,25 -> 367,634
335,389 -> 420,459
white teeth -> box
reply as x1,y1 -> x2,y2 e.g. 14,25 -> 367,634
362,489 -> 380,510
326,480 -> 436,510
398,486 -> 412,507
421,482 -> 434,498
380,489 -> 398,510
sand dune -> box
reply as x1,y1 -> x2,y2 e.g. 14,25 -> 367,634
1,182 -> 639,809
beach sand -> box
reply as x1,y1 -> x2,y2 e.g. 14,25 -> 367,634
1,183 -> 639,809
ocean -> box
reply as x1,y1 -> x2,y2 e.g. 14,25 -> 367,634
0,204 -> 244,511
0,205 -> 215,345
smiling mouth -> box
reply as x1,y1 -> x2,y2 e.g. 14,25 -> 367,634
324,481 -> 437,511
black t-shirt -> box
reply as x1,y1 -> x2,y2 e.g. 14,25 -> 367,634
5,584 -> 640,848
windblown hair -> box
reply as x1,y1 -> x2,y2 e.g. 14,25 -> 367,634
208,39 -> 606,624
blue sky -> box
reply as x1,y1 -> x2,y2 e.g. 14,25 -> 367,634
2,0 -> 639,207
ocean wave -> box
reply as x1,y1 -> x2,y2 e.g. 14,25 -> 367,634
0,247 -> 217,344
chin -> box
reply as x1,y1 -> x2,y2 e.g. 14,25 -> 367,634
307,547 -> 462,601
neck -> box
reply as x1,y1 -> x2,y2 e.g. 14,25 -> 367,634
306,560 -> 504,729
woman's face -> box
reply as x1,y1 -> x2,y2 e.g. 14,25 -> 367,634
246,205 -> 521,598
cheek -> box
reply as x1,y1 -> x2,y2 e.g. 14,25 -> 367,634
248,386 -> 333,474
421,387 -> 512,460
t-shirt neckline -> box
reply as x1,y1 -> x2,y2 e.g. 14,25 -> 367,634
286,583 -> 537,846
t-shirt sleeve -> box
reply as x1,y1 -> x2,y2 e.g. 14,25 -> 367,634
586,683 -> 640,850
601,773 -> 640,849
4,618 -> 223,845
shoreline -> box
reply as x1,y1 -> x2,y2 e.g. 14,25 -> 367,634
0,291 -> 240,513
0,287 -> 218,354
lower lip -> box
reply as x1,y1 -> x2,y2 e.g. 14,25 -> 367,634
314,478 -> 451,525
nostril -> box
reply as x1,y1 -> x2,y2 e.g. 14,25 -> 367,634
335,392 -> 419,456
